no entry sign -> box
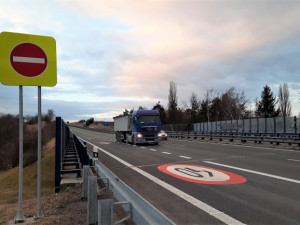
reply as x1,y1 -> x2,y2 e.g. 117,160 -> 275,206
158,164 -> 247,185
10,43 -> 48,77
0,32 -> 56,86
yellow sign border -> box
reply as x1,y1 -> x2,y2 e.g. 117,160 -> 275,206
0,32 -> 57,86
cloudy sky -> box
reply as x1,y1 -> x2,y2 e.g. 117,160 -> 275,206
0,0 -> 300,122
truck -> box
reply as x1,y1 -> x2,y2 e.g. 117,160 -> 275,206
113,110 -> 162,145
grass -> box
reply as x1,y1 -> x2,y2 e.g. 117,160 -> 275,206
0,139 -> 55,204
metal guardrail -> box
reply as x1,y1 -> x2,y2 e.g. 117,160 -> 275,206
94,160 -> 175,225
167,132 -> 300,147
69,124 -> 114,134
55,117 -> 91,193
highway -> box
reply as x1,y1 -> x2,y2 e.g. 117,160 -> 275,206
71,127 -> 300,225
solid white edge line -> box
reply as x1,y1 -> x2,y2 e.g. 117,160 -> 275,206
80,137 -> 245,225
204,161 -> 300,184
13,56 -> 45,64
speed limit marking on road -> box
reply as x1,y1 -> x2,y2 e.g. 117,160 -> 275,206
158,164 -> 247,185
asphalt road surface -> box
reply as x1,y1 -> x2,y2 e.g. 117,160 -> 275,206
71,127 -> 300,225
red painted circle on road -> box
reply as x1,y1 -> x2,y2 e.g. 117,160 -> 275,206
10,42 -> 48,77
158,164 -> 247,185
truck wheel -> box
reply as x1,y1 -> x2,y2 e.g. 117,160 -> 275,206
132,136 -> 136,145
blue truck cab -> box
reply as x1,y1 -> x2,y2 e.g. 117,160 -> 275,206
131,110 -> 162,144
114,110 -> 162,145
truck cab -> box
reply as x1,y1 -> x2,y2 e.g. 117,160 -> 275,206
131,110 -> 162,144
114,110 -> 162,145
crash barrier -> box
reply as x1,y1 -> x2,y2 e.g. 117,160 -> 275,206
81,161 -> 174,225
163,116 -> 300,136
69,124 -> 114,134
55,117 -> 90,193
167,132 -> 300,147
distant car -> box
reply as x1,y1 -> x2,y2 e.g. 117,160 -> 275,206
159,130 -> 168,140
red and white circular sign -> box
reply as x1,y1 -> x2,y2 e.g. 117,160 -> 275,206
10,42 -> 48,77
158,164 -> 247,185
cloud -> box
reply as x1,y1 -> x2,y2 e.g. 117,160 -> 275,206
1,0 -> 300,121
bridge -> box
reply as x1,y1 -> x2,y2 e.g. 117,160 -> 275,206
57,120 -> 300,225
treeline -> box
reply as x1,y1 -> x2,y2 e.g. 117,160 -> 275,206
0,109 -> 56,171
151,81 -> 292,124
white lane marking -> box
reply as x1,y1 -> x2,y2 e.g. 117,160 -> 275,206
13,56 -> 45,64
149,149 -> 157,151
141,147 -> 146,149
288,159 -> 300,162
197,140 -> 299,152
179,155 -> 192,159
162,152 -> 172,155
80,138 -> 244,225
204,161 -> 300,184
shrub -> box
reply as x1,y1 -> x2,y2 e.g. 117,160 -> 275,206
0,113 -> 55,171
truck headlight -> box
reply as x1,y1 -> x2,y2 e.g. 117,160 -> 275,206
158,132 -> 162,137
137,133 -> 143,138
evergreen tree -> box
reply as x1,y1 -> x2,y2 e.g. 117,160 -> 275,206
152,101 -> 167,124
255,85 -> 279,117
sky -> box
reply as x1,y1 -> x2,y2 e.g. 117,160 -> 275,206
0,0 -> 300,122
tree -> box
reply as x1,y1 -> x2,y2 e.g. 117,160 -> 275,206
210,96 -> 222,121
278,83 -> 291,117
152,101 -> 167,124
43,109 -> 55,122
220,88 -> 248,120
167,80 -> 179,123
187,92 -> 200,123
255,85 -> 279,117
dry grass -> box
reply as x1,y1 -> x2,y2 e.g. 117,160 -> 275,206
0,138 -> 55,204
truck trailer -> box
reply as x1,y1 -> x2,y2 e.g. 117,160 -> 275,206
113,110 -> 162,145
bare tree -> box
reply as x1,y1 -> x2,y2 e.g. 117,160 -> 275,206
204,89 -> 215,122
278,83 -> 292,117
221,88 -> 248,120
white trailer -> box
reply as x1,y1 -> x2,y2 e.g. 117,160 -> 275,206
114,114 -> 131,132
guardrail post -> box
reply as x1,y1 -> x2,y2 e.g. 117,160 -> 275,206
55,117 -> 61,193
82,165 -> 90,199
88,176 -> 98,224
98,199 -> 113,225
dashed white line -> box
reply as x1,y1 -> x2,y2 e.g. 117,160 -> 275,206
140,147 -> 146,149
288,159 -> 300,162
149,149 -> 157,151
179,155 -> 191,159
204,161 -> 300,184
162,152 -> 172,155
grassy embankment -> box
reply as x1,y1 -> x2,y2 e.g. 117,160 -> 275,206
0,138 -> 55,204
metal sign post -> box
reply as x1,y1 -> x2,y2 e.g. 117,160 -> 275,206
35,86 -> 42,219
0,32 -> 57,222
15,85 -> 25,223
